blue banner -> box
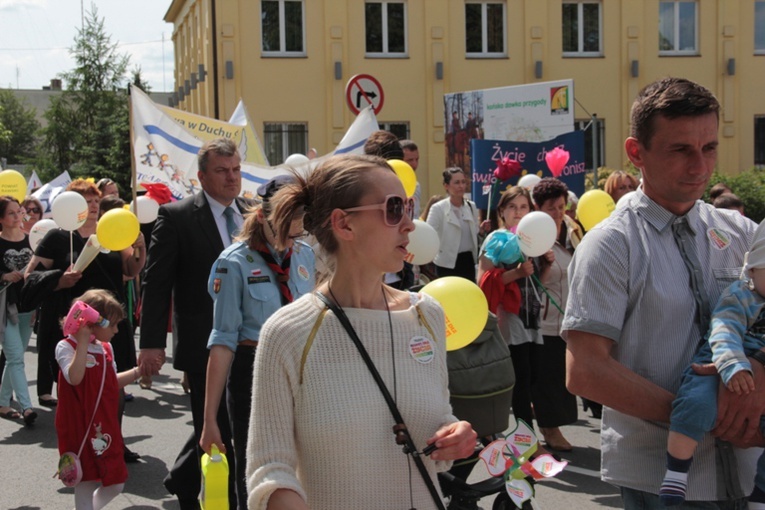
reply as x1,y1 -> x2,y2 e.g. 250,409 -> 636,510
470,131 -> 586,210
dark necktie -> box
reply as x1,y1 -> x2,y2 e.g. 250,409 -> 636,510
672,217 -> 710,333
256,245 -> 293,305
223,206 -> 238,242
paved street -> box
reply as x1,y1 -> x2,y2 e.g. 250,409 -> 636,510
0,333 -> 620,509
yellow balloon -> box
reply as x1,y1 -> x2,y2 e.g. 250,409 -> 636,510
96,208 -> 140,251
421,277 -> 489,351
0,170 -> 28,202
388,159 -> 417,198
577,189 -> 615,231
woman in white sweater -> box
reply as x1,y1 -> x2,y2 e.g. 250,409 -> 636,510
246,155 -> 476,510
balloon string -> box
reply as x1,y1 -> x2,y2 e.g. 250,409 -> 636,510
530,274 -> 564,315
69,231 -> 74,271
518,253 -> 564,315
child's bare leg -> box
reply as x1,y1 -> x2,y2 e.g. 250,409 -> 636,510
660,432 -> 699,506
74,481 -> 98,510
93,482 -> 124,510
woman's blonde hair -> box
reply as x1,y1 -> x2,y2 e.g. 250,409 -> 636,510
604,171 -> 639,201
268,154 -> 392,257
234,202 -> 269,250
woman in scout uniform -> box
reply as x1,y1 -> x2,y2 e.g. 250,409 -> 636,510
200,175 -> 315,509
246,155 -> 475,510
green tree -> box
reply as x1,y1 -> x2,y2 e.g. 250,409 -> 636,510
0,90 -> 39,165
35,5 -> 132,196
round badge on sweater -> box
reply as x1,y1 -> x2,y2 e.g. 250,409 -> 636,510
409,336 -> 435,364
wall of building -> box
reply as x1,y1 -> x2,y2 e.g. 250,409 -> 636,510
166,0 -> 765,200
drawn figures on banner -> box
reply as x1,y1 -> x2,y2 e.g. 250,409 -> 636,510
139,143 -> 200,196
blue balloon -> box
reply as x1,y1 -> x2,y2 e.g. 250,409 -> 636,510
483,230 -> 523,266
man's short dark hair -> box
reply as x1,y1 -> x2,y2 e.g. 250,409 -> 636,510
399,139 -> 418,152
713,193 -> 743,211
198,138 -> 238,173
363,130 -> 404,160
709,182 -> 732,201
630,77 -> 720,149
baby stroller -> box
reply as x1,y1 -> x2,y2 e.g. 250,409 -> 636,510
438,311 -> 527,510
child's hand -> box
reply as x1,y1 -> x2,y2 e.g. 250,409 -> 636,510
72,323 -> 93,345
727,371 -> 755,395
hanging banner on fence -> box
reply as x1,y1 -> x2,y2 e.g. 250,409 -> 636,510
470,131 -> 586,210
444,80 -> 574,175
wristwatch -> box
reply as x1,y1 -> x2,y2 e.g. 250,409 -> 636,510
751,350 -> 765,367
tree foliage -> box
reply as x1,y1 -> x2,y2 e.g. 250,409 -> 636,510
34,5 -> 133,196
0,89 -> 39,165
705,168 -> 765,224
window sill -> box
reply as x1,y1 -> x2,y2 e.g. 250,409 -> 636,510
658,52 -> 700,57
562,53 -> 604,58
465,54 -> 509,59
365,53 -> 409,59
261,52 -> 307,58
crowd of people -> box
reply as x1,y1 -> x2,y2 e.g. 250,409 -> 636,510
0,75 -> 764,510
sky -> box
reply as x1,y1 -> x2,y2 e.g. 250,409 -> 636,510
0,0 -> 175,92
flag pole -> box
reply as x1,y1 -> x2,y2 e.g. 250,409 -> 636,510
128,84 -> 140,261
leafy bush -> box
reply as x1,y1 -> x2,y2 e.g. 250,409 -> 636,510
705,168 -> 765,223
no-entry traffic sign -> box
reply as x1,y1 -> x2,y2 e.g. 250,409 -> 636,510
345,74 -> 384,115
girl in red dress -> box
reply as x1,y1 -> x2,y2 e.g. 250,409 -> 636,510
55,290 -> 141,510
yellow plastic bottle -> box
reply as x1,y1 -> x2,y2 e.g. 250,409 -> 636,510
200,444 -> 229,510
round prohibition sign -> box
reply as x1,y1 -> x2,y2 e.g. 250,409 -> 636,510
345,74 -> 385,115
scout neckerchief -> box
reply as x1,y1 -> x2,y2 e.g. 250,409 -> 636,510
256,244 -> 293,305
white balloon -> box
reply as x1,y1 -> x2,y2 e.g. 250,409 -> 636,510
284,153 -> 310,167
130,196 -> 160,224
51,191 -> 88,231
28,218 -> 58,251
406,220 -> 439,265
616,191 -> 636,210
518,174 -> 542,190
516,211 -> 558,257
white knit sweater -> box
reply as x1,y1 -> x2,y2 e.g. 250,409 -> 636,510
246,292 -> 455,510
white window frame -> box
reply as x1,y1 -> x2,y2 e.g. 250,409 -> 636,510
562,1 -> 603,57
263,122 -> 308,165
658,1 -> 698,56
756,1 -> 765,55
465,1 -> 507,58
261,0 -> 306,57
365,1 -> 409,58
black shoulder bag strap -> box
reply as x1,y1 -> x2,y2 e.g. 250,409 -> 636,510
314,291 -> 446,510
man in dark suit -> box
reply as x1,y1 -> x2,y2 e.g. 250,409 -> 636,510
138,138 -> 249,509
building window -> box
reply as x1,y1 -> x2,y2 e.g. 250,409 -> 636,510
379,122 -> 410,141
261,0 -> 305,56
465,1 -> 506,57
562,1 -> 602,56
756,2 -> 765,54
264,123 -> 308,164
659,1 -> 697,55
756,116 -> 765,167
365,1 -> 407,56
